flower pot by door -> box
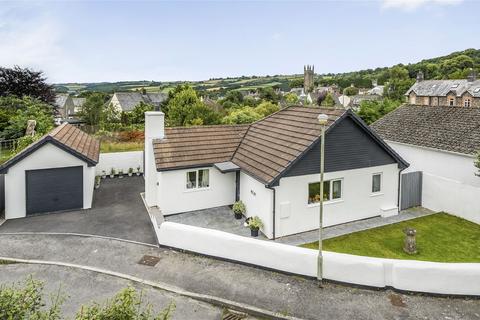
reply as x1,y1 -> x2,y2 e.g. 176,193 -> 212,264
250,228 -> 259,237
234,212 -> 242,220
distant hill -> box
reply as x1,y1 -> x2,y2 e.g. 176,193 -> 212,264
54,48 -> 480,96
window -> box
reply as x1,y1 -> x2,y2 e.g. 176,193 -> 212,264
449,98 -> 455,106
372,173 -> 382,194
186,169 -> 210,190
308,179 -> 342,204
464,98 -> 471,107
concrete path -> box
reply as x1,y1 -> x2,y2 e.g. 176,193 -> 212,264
0,176 -> 157,244
0,263 -> 226,319
275,207 -> 434,246
0,234 -> 478,320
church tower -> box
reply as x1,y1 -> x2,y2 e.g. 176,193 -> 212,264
304,65 -> 315,93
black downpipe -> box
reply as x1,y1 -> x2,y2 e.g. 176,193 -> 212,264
266,186 -> 276,240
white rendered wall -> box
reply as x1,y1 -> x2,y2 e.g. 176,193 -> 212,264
158,222 -> 480,296
388,141 -> 480,223
96,151 -> 143,175
239,172 -> 274,239
158,167 -> 236,215
4,143 -> 95,219
275,164 -> 399,238
389,141 -> 480,187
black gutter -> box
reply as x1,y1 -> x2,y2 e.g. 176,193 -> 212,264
266,185 -> 276,240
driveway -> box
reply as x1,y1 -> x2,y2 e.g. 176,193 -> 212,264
0,176 -> 156,244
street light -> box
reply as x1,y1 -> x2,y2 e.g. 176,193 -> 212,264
317,113 -> 328,285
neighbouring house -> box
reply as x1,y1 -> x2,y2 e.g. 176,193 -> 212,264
337,94 -> 351,108
54,94 -> 76,119
144,106 -> 408,239
372,105 -> 480,224
367,85 -> 384,96
0,123 -> 100,219
406,70 -> 480,107
349,94 -> 382,110
109,92 -> 167,112
72,97 -> 86,115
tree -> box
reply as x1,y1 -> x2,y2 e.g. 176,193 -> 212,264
384,66 -> 414,101
222,107 -> 262,124
1,97 -> 54,139
284,92 -> 298,104
78,93 -> 108,126
254,101 -> 280,117
258,87 -> 280,103
343,86 -> 359,96
320,92 -> 335,107
130,102 -> 154,124
357,98 -> 401,124
0,66 -> 55,104
166,86 -> 220,126
221,91 -> 244,107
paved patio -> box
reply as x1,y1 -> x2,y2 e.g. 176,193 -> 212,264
0,176 -> 157,244
165,206 -> 434,245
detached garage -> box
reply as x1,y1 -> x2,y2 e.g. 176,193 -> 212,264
0,123 -> 100,219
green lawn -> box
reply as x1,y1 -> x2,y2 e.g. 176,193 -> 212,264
100,141 -> 143,153
301,213 -> 480,262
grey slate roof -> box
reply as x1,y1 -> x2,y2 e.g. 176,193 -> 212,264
406,80 -> 480,97
371,104 -> 480,155
54,94 -> 69,108
112,92 -> 167,111
72,98 -> 86,108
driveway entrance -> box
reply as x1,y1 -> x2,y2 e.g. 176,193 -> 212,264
0,176 -> 156,244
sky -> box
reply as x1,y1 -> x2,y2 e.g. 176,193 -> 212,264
0,0 -> 478,83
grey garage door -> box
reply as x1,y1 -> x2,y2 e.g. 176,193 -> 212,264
26,166 -> 83,215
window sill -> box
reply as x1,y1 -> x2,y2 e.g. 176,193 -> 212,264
307,199 -> 344,208
370,192 -> 384,197
184,187 -> 210,193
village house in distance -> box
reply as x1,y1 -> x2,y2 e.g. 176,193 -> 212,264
406,70 -> 480,107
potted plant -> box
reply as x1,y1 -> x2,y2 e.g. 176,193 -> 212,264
118,169 -> 124,178
95,176 -> 101,189
101,170 -> 106,179
232,201 -> 246,220
110,168 -> 116,178
128,167 -> 133,177
248,216 -> 263,237
136,166 -> 141,176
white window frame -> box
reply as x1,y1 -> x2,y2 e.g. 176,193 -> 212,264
307,178 -> 343,206
371,173 -> 383,195
185,169 -> 210,191
464,98 -> 471,107
449,98 -> 455,106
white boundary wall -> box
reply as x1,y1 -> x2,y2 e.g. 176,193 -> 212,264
96,151 -> 143,175
158,222 -> 480,296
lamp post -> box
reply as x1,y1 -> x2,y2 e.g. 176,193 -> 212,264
317,113 -> 329,285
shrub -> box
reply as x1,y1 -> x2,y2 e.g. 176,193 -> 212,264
232,201 -> 246,214
248,216 -> 263,230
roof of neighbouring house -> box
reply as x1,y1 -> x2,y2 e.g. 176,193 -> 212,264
112,92 -> 167,111
406,79 -> 480,98
371,104 -> 480,155
153,105 -> 406,185
72,97 -> 86,108
152,125 -> 249,171
0,123 -> 100,173
54,94 -> 70,108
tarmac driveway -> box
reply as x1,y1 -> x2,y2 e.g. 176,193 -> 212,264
0,176 -> 157,244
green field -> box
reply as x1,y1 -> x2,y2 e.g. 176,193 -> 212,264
301,213 -> 480,263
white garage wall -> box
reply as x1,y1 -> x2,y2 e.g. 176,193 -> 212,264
157,167 -> 236,215
275,164 -> 399,238
239,172 -> 274,239
4,143 -> 95,219
388,141 -> 480,223
158,222 -> 480,296
96,151 -> 143,176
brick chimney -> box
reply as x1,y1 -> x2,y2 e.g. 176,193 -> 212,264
144,111 -> 165,207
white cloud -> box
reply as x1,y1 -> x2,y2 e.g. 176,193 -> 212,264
381,0 -> 463,11
0,4 -> 70,83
